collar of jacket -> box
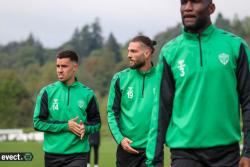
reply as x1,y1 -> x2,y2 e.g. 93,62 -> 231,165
182,24 -> 215,41
135,65 -> 156,76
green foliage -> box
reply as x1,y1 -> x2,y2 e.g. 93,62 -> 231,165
0,34 -> 46,69
79,49 -> 117,96
0,70 -> 33,128
20,62 -> 56,100
215,13 -> 234,32
90,18 -> 103,50
0,52 -> 15,68
64,18 -> 104,60
105,33 -> 122,62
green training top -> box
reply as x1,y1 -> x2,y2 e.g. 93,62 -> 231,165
107,67 -> 158,148
147,25 -> 250,166
33,80 -> 101,154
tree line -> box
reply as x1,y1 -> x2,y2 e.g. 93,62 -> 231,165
0,14 -> 250,129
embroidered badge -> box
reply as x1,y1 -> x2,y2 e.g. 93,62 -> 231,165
78,100 -> 85,109
218,53 -> 230,65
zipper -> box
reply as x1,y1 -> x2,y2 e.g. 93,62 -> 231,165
198,34 -> 203,66
142,75 -> 145,97
67,87 -> 70,106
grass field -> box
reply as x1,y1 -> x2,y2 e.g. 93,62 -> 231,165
0,136 -> 170,167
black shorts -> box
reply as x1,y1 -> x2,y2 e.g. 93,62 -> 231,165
116,144 -> 147,167
170,143 -> 240,167
45,152 -> 88,167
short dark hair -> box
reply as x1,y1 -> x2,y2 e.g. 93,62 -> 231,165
130,35 -> 157,54
57,50 -> 78,63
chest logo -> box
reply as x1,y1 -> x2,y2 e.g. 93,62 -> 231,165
218,53 -> 229,65
178,59 -> 186,77
78,100 -> 85,109
127,87 -> 134,99
52,99 -> 59,111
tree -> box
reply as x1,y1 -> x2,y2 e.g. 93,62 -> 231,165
105,33 -> 122,62
0,70 -> 33,128
23,33 -> 46,65
90,18 -> 103,50
70,28 -> 81,55
79,49 -> 117,96
215,13 -> 234,32
79,25 -> 93,58
0,34 -> 46,68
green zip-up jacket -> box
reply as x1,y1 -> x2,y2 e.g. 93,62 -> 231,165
33,80 -> 101,154
147,25 -> 250,166
107,67 -> 158,148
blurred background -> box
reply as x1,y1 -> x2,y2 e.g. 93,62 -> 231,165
0,0 -> 249,166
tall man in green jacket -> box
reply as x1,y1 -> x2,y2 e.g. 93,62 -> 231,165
33,50 -> 101,167
146,0 -> 250,167
107,35 -> 160,167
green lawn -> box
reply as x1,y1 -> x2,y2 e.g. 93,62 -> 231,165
0,136 -> 170,167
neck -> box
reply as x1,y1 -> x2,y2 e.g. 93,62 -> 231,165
64,77 -> 76,86
187,21 -> 212,34
139,61 -> 152,72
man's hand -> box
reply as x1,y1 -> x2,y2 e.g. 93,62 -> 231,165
121,137 -> 139,154
68,117 -> 84,138
239,157 -> 250,167
80,120 -> 85,140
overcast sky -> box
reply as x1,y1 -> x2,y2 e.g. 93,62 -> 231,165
1,0 -> 250,48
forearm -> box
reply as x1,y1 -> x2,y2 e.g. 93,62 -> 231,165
107,112 -> 124,144
33,117 -> 68,133
107,76 -> 124,144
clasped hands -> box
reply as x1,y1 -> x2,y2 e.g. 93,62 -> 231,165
68,116 -> 85,140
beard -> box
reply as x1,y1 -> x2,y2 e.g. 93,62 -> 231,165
129,60 -> 145,69
183,15 -> 210,33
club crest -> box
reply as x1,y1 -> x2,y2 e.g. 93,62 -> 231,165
78,100 -> 85,108
218,53 -> 230,65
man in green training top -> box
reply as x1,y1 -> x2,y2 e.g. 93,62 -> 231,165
146,0 -> 250,167
33,50 -> 101,167
107,35 -> 161,167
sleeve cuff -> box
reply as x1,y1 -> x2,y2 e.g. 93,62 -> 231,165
62,123 -> 69,131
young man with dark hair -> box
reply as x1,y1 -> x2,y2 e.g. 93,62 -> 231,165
146,0 -> 250,166
33,50 -> 101,167
107,36 -> 160,167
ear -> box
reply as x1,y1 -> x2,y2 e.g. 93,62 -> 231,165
144,48 -> 151,59
73,63 -> 78,72
208,3 -> 215,14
